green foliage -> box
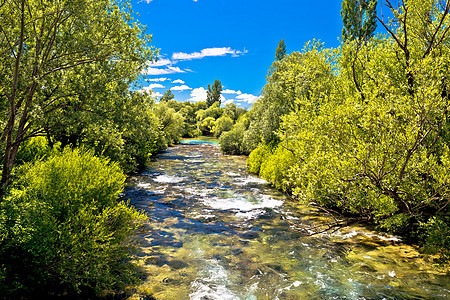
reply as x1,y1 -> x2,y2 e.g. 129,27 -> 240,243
160,89 -> 175,102
219,118 -> 249,155
226,0 -> 450,264
15,136 -> 60,165
213,114 -> 234,138
197,102 -> 224,121
0,0 -> 156,190
206,80 -> 223,107
260,146 -> 296,191
53,90 -> 161,174
153,101 -> 185,149
200,117 -> 216,136
229,41 -> 334,155
0,149 -> 146,297
223,103 -> 246,122
341,0 -> 377,42
275,39 -> 287,61
247,144 -> 273,174
421,215 -> 450,266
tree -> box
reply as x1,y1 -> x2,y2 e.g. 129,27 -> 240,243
275,39 -> 287,61
0,0 -> 155,198
199,117 -> 216,136
341,0 -> 378,42
264,0 -> 450,260
213,114 -> 233,138
206,79 -> 223,107
160,89 -> 174,102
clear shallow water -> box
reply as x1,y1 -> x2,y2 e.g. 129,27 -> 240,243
124,143 -> 450,299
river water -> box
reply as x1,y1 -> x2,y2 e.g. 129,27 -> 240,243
124,141 -> 449,299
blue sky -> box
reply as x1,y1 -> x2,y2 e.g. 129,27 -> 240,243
132,0 -> 344,108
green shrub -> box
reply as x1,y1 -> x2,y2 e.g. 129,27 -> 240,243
259,145 -> 295,191
421,215 -> 450,266
213,114 -> 233,138
247,144 -> 273,174
0,149 -> 146,297
15,136 -> 60,164
219,125 -> 245,155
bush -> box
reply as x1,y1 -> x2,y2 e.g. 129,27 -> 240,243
0,149 -> 146,297
213,114 -> 233,138
421,215 -> 450,267
247,144 -> 273,174
259,145 -> 295,191
219,125 -> 245,155
15,136 -> 60,164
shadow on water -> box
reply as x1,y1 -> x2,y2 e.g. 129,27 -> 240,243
123,142 -> 450,300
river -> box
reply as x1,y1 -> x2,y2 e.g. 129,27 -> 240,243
123,140 -> 449,299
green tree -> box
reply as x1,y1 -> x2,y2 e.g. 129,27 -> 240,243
160,89 -> 175,102
267,0 -> 450,261
199,117 -> 216,136
153,101 -> 185,150
0,0 -> 155,197
219,117 -> 250,155
275,39 -> 287,61
341,0 -> 377,42
213,114 -> 234,138
206,79 -> 223,107
244,41 -> 334,152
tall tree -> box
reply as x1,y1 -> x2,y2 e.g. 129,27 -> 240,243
0,0 -> 155,198
341,0 -> 378,42
206,79 -> 222,107
160,89 -> 174,102
275,39 -> 287,61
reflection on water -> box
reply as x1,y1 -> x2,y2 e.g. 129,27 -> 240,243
123,143 -> 450,299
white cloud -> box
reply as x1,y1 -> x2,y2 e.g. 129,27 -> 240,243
148,83 -> 164,89
235,93 -> 259,104
143,66 -> 187,76
222,89 -> 242,95
149,58 -> 172,67
146,77 -> 168,82
172,79 -> 185,84
172,47 -> 247,61
188,87 -> 207,102
223,99 -> 235,105
172,85 -> 192,91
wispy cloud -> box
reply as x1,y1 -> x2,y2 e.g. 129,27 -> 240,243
146,77 -> 169,82
172,47 -> 247,61
149,58 -> 172,67
188,87 -> 207,102
143,66 -> 187,76
144,47 -> 247,77
172,79 -> 185,84
172,85 -> 192,91
222,89 -> 242,95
